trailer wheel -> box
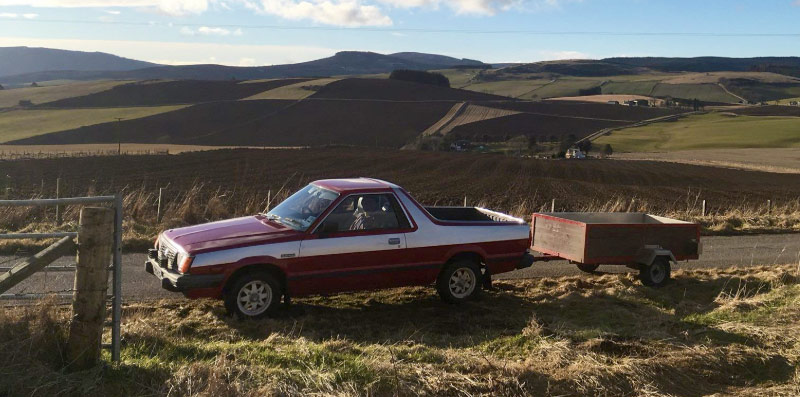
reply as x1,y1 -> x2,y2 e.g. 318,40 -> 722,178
576,263 -> 600,273
437,260 -> 482,303
224,271 -> 281,319
639,257 -> 671,288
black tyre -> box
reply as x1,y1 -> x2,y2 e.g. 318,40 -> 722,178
437,259 -> 482,303
576,263 -> 600,273
224,271 -> 282,319
639,257 -> 671,288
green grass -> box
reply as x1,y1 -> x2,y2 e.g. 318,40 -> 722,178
0,80 -> 131,108
432,68 -> 484,88
651,83 -> 740,103
602,80 -> 658,96
3,265 -> 799,396
595,112 -> 800,151
0,106 -> 187,143
461,79 -> 550,98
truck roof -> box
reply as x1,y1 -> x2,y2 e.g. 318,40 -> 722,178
311,178 -> 399,193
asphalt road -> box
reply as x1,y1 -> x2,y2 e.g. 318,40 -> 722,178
3,233 -> 798,301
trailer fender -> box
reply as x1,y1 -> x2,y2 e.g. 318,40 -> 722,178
635,245 -> 676,266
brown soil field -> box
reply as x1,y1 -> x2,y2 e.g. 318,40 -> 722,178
2,148 -> 799,213
730,105 -> 800,117
490,100 -> 681,122
448,112 -> 629,141
9,100 -> 455,148
310,78 -> 511,101
12,100 -> 296,145
39,79 -> 312,107
423,103 -> 520,136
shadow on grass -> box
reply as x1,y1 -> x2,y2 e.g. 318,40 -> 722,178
217,273 -> 774,351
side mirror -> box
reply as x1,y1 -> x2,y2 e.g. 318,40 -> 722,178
318,221 -> 339,236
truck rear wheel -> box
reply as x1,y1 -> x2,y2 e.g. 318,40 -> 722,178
576,263 -> 600,273
224,271 -> 281,319
437,260 -> 482,303
639,257 -> 671,288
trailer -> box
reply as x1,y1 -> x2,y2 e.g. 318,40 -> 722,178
531,212 -> 701,287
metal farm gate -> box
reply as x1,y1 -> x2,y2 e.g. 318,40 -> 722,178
0,195 -> 123,362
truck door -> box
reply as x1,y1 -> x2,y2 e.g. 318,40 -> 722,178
294,193 -> 414,295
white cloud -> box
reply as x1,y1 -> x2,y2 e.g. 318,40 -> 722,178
0,36 -> 338,66
104,9 -> 121,14
0,12 -> 39,18
243,0 -> 392,26
180,26 -> 243,35
0,0 -> 209,16
537,50 -> 590,60
376,0 -> 576,15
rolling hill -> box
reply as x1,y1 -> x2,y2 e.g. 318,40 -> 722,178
0,47 -> 157,78
605,56 -> 800,73
389,52 -> 485,67
0,51 -> 487,84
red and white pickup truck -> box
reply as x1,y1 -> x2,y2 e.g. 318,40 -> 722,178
146,178 -> 532,318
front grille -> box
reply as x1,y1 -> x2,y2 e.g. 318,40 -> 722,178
157,241 -> 179,271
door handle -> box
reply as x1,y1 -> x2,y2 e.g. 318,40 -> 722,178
388,237 -> 401,245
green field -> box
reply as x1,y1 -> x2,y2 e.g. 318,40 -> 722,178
461,79 -> 551,98
0,106 -> 186,143
0,80 -> 131,108
433,68 -> 484,88
595,112 -> 800,151
602,81 -> 658,96
651,83 -> 740,103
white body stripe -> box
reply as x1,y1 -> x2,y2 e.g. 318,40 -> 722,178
300,234 -> 406,257
192,241 -> 300,268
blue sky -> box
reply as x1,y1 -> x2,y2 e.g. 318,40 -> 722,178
0,0 -> 798,66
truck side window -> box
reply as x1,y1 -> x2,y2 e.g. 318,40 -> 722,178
324,194 -> 410,232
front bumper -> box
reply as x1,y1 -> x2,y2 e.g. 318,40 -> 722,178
145,258 -> 225,292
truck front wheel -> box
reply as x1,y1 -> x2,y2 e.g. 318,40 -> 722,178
437,260 -> 482,303
639,258 -> 671,288
224,271 -> 281,319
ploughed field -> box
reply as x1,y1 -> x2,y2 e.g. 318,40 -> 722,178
3,148 -> 799,214
4,77 -> 680,147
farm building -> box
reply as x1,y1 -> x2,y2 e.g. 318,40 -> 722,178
607,100 -> 620,105
790,101 -> 799,106
566,147 -> 586,159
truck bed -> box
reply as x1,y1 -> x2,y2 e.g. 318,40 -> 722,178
531,212 -> 700,264
424,207 -> 523,223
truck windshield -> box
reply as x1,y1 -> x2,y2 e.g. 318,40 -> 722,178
265,184 -> 339,231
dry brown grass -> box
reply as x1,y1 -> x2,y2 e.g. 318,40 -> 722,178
1,181 -> 798,254
2,265 -> 799,396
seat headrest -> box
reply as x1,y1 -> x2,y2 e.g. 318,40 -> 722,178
358,196 -> 379,212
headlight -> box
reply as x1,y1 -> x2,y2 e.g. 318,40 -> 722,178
176,252 -> 193,273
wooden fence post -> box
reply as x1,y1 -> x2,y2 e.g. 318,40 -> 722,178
701,200 -> 707,217
156,187 -> 163,223
266,190 -> 271,212
551,199 -> 556,212
66,207 -> 114,371
464,195 -> 467,207
56,178 -> 62,226
767,199 -> 772,215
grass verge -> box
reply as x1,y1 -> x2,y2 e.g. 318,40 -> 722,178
2,265 -> 799,396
